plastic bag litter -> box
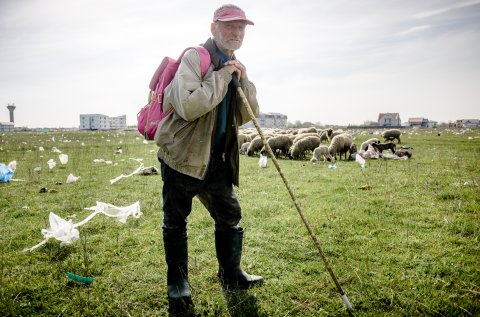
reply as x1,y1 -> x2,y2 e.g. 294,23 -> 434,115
328,164 -> 337,169
52,147 -> 62,153
83,201 -> 142,224
0,161 -> 16,183
23,201 -> 142,252
355,154 -> 366,169
59,154 -> 68,165
110,163 -> 144,184
258,155 -> 267,168
47,159 -> 56,169
66,174 -> 80,183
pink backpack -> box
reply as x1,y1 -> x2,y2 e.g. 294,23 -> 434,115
137,47 -> 210,140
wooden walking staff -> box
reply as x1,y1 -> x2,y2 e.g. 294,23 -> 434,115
232,75 -> 353,311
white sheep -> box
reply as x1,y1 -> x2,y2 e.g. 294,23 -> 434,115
260,135 -> 293,158
328,133 -> 353,161
237,133 -> 250,149
239,141 -> 250,155
382,129 -> 402,143
292,132 -> 320,144
247,136 -> 265,156
326,128 -> 345,141
310,145 -> 332,163
360,138 -> 379,151
289,136 -> 321,160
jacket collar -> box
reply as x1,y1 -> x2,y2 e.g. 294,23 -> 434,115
203,38 -> 236,71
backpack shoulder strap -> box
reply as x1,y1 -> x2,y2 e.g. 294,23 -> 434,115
177,46 -> 210,77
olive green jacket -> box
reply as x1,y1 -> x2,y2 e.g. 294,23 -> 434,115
154,38 -> 259,185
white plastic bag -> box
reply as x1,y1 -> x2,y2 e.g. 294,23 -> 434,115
355,154 -> 366,169
24,201 -> 142,252
47,159 -> 56,170
66,174 -> 80,183
258,155 -> 267,168
59,154 -> 68,165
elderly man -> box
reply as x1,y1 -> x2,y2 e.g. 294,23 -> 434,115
154,4 -> 263,310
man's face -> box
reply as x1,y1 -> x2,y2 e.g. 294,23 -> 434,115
213,21 -> 247,52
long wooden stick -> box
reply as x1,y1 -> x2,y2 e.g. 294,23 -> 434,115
234,77 -> 353,311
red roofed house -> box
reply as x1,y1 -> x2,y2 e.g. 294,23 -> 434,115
377,113 -> 401,127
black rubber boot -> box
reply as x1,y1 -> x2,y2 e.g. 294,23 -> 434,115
163,229 -> 194,315
215,226 -> 264,289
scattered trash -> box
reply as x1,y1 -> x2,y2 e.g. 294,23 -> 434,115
23,201 -> 142,252
83,201 -> 142,224
359,184 -> 372,190
0,161 -> 16,183
139,166 -> 159,175
143,139 -> 148,144
47,159 -> 56,170
355,154 -> 365,169
110,160 -> 145,184
258,155 -> 267,168
40,187 -> 58,193
381,153 -> 408,160
66,174 -> 80,183
66,272 -> 94,285
39,146 -> 45,152
33,166 -> 42,172
59,154 -> 69,165
328,164 -> 337,169
52,147 -> 62,153
115,147 -> 122,154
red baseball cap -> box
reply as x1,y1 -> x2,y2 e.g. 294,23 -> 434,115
213,6 -> 254,25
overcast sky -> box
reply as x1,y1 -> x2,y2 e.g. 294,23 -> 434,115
1,0 -> 479,128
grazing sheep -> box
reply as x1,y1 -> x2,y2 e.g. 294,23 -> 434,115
347,143 -> 358,160
260,135 -> 293,158
382,129 -> 402,143
237,133 -> 250,149
371,142 -> 396,154
328,133 -> 353,161
310,145 -> 332,163
326,129 -> 345,141
247,136 -> 265,156
289,136 -> 321,160
360,138 -> 379,151
319,130 -> 329,143
292,132 -> 320,144
297,127 -> 318,134
239,142 -> 250,155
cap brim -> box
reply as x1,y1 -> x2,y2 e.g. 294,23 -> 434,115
216,17 -> 254,25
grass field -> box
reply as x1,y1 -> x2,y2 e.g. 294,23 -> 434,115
0,129 -> 479,316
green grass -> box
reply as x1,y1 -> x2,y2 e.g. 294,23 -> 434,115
0,129 -> 479,316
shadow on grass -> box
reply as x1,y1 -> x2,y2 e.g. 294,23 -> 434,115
221,286 -> 263,317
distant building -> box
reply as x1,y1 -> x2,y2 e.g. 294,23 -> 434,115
241,112 -> 288,129
0,122 -> 14,132
80,114 -> 127,130
453,119 -> 479,128
377,113 -> 401,127
408,117 -> 437,128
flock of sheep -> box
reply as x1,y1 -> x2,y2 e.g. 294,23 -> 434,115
238,127 -> 405,163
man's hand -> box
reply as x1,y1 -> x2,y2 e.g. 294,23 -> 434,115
224,60 -> 247,81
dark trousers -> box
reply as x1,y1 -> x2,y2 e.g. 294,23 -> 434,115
159,156 -> 242,231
